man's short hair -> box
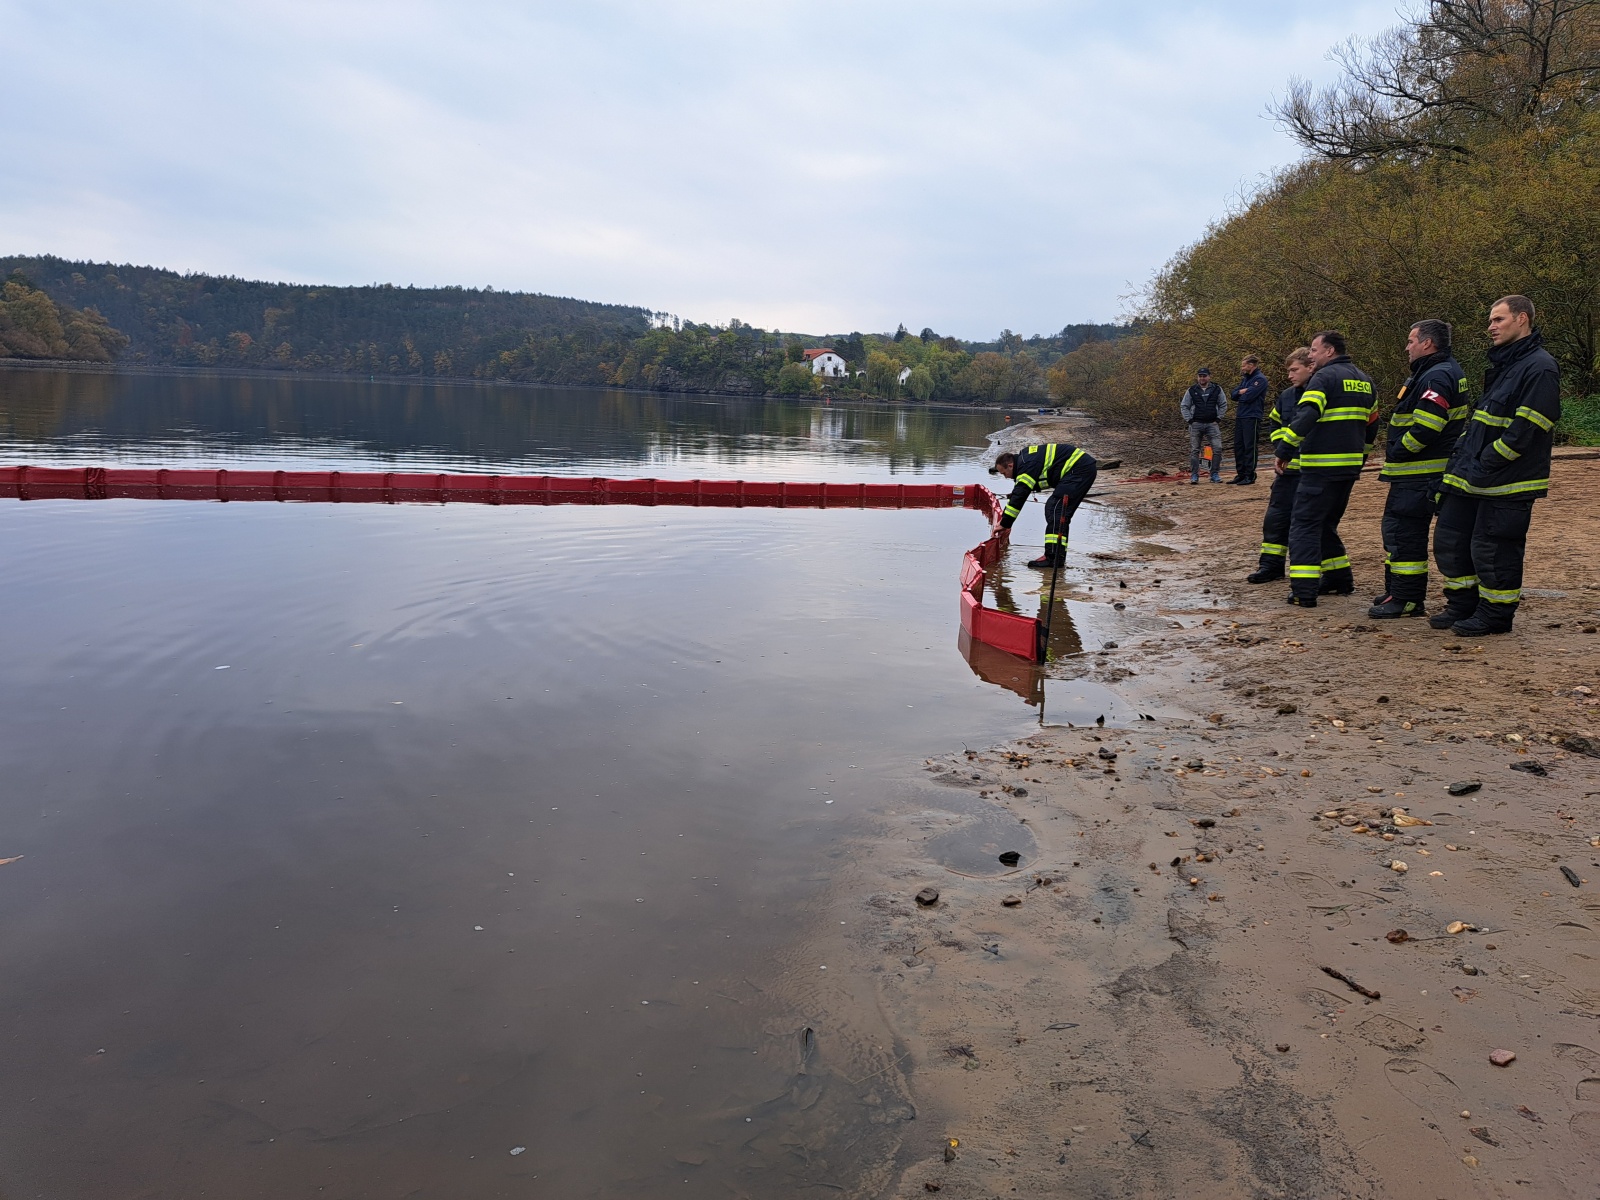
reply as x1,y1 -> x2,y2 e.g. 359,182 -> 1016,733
1242,355 -> 1259,366
1410,319 -> 1452,354
1311,330 -> 1347,356
1495,295 -> 1536,323
990,452 -> 1016,475
1285,346 -> 1313,366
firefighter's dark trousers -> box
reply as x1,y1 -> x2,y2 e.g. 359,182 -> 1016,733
1233,417 -> 1260,482
1432,491 -> 1534,628
1380,481 -> 1437,602
1287,472 -> 1355,600
1041,464 -> 1098,559
1256,468 -> 1300,574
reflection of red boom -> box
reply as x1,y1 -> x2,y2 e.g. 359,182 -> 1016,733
959,486 -> 1042,663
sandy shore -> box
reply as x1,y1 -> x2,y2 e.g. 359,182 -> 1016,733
842,430 -> 1600,1198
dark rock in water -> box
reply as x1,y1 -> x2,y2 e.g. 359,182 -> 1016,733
1098,747 -> 1117,761
1448,781 -> 1482,796
915,886 -> 940,906
1510,760 -> 1548,777
1562,733 -> 1600,757
1013,787 -> 1028,797
998,850 -> 1022,866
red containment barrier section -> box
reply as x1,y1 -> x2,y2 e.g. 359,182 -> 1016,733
0,467 -> 1043,662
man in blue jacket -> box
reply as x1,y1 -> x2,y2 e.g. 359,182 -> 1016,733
1430,296 -> 1562,636
1228,355 -> 1270,485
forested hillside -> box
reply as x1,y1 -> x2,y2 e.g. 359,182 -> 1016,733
0,276 -> 127,363
1049,0 -> 1600,437
1,255 -> 1136,404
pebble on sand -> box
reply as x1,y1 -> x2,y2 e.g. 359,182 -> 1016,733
1489,1048 -> 1517,1067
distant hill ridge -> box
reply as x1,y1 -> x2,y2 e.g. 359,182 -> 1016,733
2,254 -> 1133,403
1,255 -> 654,377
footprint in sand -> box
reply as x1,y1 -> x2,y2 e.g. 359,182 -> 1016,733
1385,1059 -> 1534,1160
1571,1110 -> 1600,1154
1360,1015 -> 1431,1055
1555,1043 -> 1600,1073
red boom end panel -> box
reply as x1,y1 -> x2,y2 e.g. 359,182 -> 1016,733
958,502 -> 1041,664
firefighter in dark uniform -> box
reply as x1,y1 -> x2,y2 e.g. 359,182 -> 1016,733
990,443 -> 1099,569
1430,295 -> 1562,636
1369,319 -> 1469,618
1273,330 -> 1379,607
1246,346 -> 1314,583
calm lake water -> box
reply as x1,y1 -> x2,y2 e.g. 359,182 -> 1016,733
0,369 -> 1145,1198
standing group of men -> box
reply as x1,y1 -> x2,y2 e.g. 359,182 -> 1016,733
1243,295 -> 1561,636
1179,358 -> 1271,485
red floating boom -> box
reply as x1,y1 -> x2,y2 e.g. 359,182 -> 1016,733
0,465 -> 972,509
0,465 -> 1044,664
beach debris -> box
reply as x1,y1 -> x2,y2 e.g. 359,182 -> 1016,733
1510,760 -> 1548,776
1446,921 -> 1474,935
1448,781 -> 1482,796
1562,733 -> 1600,757
1392,811 -> 1432,828
1045,1022 -> 1079,1031
1468,1126 -> 1498,1145
1097,747 -> 1117,761
998,851 -> 1022,866
509,1145 -> 526,1155
944,1045 -> 974,1059
1275,1043 -> 1291,1053
1192,817 -> 1216,829
1002,895 -> 1022,907
1517,1105 -> 1544,1124
1130,1129 -> 1154,1147
1389,861 -> 1408,873
1461,964 -> 1479,975
1561,866 -> 1582,887
1462,1154 -> 1479,1168
1489,1048 -> 1517,1067
1385,929 -> 1411,943
943,1137 -> 959,1161
924,1184 -> 941,1193
1452,986 -> 1478,1002
915,887 -> 941,907
1321,966 -> 1381,999
0,855 -> 22,866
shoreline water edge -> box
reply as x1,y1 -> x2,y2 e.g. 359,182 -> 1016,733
838,416 -> 1600,1197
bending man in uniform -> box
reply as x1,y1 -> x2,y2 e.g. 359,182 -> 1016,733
1274,330 -> 1379,607
1430,295 -> 1561,637
991,443 -> 1099,570
1246,347 -> 1313,583
1369,319 -> 1467,618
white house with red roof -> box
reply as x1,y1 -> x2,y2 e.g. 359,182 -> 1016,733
802,348 -> 848,377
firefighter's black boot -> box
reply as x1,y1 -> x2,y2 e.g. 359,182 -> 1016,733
1246,565 -> 1284,584
1027,553 -> 1063,571
1369,597 -> 1426,619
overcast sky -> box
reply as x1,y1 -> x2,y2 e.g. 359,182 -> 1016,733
2,1 -> 1400,338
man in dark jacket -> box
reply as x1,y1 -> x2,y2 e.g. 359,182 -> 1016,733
1274,330 -> 1379,607
1247,346 -> 1313,583
991,443 -> 1099,569
1430,296 -> 1562,636
1228,355 -> 1270,485
1180,368 -> 1226,484
1369,320 -> 1468,618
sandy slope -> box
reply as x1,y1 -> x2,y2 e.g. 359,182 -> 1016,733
847,433 -> 1600,1198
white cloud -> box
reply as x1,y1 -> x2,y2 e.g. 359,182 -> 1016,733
0,0 -> 1398,336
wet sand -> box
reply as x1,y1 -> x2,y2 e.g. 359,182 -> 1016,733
840,440 -> 1600,1197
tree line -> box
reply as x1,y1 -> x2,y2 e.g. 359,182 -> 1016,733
0,254 -> 1133,406
1048,0 -> 1600,440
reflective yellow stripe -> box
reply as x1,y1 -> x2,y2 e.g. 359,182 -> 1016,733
1380,458 -> 1448,477
1301,390 -> 1327,412
1322,406 -> 1371,420
1289,565 -> 1322,578
1043,533 -> 1064,545
1473,411 -> 1513,428
1260,542 -> 1287,557
1300,452 -> 1365,467
1017,473 -> 1036,488
1390,413 -> 1415,427
1390,561 -> 1428,575
1447,405 -> 1470,420
1003,504 -> 1021,519
1443,474 -> 1549,496
1442,574 -> 1478,590
1411,409 -> 1446,431
1400,432 -> 1426,454
1479,586 -> 1521,603
1491,438 -> 1520,461
1515,406 -> 1555,431
1321,556 -> 1351,570
1042,444 -> 1057,476
1061,447 -> 1085,472
1278,429 -> 1304,447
